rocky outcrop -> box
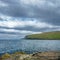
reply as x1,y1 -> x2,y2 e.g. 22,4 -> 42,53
1,51 -> 60,60
32,51 -> 60,60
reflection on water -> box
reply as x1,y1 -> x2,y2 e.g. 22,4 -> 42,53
0,39 -> 60,54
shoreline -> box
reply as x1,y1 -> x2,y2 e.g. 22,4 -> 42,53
0,51 -> 60,60
25,38 -> 60,40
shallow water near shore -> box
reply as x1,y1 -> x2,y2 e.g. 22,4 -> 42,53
0,39 -> 60,55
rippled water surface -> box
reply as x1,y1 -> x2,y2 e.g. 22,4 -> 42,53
0,39 -> 60,54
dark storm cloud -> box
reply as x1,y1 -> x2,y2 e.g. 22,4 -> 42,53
0,0 -> 60,26
0,31 -> 19,34
0,17 -> 3,21
0,0 -> 29,17
13,26 -> 59,32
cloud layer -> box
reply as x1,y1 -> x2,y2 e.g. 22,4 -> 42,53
0,0 -> 60,39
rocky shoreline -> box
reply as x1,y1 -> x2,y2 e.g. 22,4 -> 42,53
0,51 -> 60,60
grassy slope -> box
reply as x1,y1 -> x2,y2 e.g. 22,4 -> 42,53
25,31 -> 60,40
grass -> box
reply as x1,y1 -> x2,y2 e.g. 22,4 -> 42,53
1,52 -> 26,60
2,53 -> 11,60
25,31 -> 60,40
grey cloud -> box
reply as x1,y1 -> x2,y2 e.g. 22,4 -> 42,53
0,17 -> 3,21
0,24 -> 60,33
0,30 -> 20,35
9,26 -> 60,32
0,0 -> 60,26
0,0 -> 60,38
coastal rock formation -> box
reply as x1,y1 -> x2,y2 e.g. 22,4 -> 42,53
1,51 -> 60,60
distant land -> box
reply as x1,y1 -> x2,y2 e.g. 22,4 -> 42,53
25,31 -> 60,40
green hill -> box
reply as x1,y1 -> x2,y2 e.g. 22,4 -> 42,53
25,31 -> 60,40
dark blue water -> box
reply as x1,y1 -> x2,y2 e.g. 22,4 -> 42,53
0,39 -> 60,54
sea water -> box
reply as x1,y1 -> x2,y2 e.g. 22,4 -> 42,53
0,39 -> 60,55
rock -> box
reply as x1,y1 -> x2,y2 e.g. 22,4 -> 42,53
32,51 -> 60,60
1,51 -> 60,60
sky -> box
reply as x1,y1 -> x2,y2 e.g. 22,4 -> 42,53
0,0 -> 60,39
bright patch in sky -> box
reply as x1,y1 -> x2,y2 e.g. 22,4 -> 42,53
0,20 -> 17,28
0,19 -> 59,29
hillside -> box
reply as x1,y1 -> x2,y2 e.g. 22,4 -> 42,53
25,31 -> 60,40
